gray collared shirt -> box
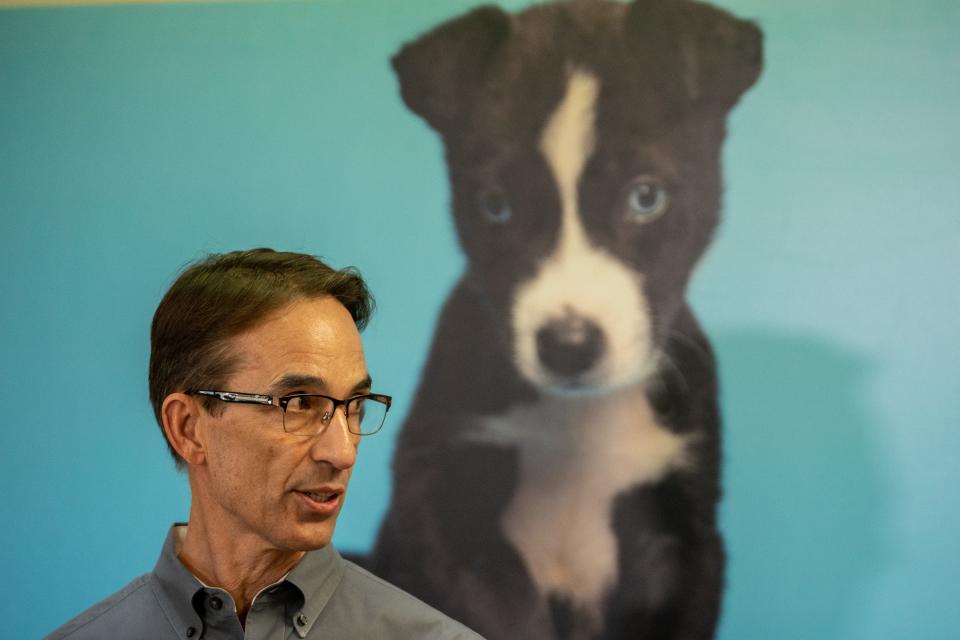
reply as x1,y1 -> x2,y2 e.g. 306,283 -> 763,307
47,525 -> 484,640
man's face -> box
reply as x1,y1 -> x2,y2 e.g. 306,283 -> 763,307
193,296 -> 368,552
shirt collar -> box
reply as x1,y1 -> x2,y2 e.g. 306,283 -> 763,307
150,523 -> 345,639
149,524 -> 205,639
284,543 -> 345,637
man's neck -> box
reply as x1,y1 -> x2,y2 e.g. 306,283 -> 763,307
176,520 -> 305,618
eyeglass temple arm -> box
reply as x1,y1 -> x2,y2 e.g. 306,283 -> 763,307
192,390 -> 275,405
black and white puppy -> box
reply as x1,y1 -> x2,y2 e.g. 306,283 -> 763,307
371,1 -> 762,638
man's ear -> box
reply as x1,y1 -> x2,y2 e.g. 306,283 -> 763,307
161,393 -> 207,466
392,5 -> 511,134
625,0 -> 763,112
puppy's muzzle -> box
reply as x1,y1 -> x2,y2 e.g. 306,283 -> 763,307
536,313 -> 605,380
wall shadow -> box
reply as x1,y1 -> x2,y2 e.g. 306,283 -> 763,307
714,328 -> 891,639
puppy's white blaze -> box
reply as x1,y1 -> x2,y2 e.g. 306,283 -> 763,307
539,69 -> 598,240
514,69 -> 655,391
476,387 -> 690,620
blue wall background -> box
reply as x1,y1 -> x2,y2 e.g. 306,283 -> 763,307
1,1 -> 957,638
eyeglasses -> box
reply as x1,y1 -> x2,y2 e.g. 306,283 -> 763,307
188,389 -> 392,436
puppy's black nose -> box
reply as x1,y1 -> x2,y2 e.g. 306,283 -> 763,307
536,315 -> 604,379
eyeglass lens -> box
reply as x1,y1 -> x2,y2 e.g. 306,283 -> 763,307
282,395 -> 387,436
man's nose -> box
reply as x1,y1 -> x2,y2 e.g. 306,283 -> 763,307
309,406 -> 358,470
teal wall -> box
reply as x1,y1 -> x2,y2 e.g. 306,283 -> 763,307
1,1 -> 957,638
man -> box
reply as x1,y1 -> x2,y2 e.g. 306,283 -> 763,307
48,249 -> 484,639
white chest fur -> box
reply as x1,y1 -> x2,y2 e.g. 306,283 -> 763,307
475,385 -> 690,617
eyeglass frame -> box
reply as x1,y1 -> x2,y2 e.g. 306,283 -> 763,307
187,389 -> 393,436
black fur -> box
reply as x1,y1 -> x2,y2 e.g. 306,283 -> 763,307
371,1 -> 762,638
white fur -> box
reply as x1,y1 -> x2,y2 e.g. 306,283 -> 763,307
474,386 -> 690,625
512,69 -> 656,392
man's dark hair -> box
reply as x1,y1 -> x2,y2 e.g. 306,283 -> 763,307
149,248 -> 374,468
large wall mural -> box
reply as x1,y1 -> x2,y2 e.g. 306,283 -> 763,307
370,1 -> 762,638
6,1 -> 958,638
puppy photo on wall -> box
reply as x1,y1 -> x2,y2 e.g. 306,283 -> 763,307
371,1 -> 763,638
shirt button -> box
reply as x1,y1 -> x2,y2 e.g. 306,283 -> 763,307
296,613 -> 308,626
186,627 -> 196,638
209,596 -> 223,610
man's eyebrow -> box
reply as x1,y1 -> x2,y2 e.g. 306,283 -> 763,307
352,375 -> 373,394
270,373 -> 373,395
270,374 -> 326,394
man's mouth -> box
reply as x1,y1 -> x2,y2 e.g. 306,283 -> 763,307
303,490 -> 338,503
295,488 -> 343,515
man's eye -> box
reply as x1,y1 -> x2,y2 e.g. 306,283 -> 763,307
287,396 -> 313,412
353,397 -> 367,421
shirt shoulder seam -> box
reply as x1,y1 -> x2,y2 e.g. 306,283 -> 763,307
340,561 -> 470,620
52,574 -> 153,639
340,561 -> 486,638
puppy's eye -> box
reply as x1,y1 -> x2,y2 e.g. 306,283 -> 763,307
622,176 -> 668,223
477,186 -> 512,223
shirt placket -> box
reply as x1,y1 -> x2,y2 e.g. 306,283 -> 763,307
197,588 -> 244,639
244,586 -> 295,640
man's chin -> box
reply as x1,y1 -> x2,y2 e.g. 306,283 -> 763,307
278,520 -> 339,552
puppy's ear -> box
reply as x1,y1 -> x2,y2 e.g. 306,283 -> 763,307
626,0 -> 762,112
392,6 -> 511,132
